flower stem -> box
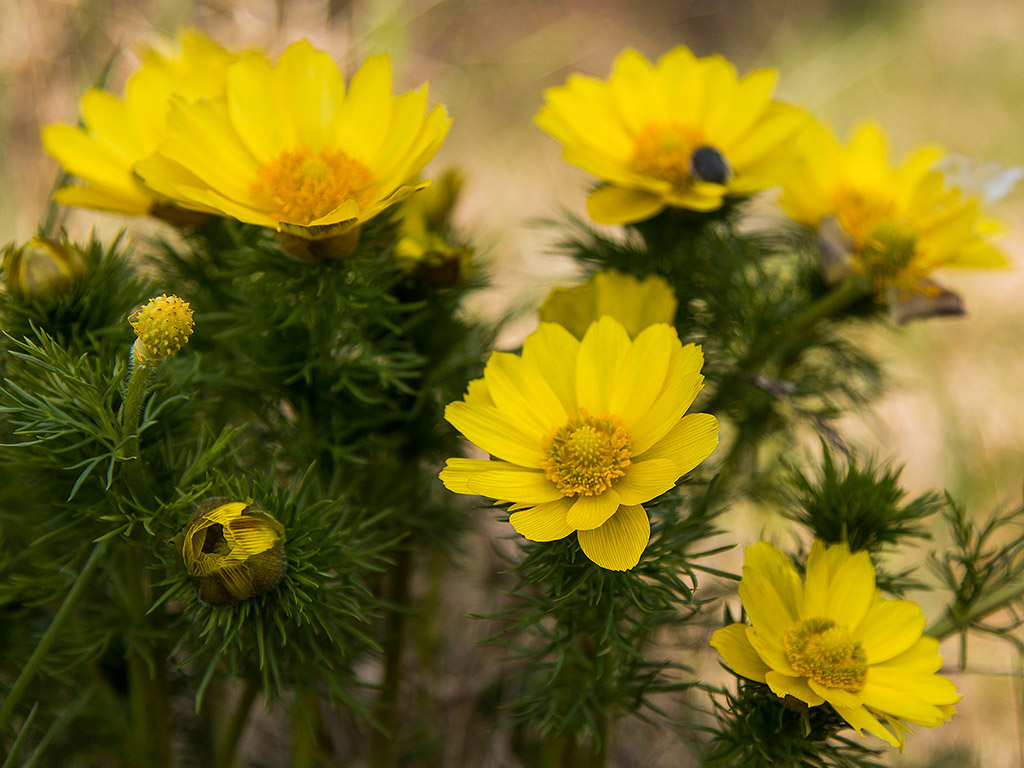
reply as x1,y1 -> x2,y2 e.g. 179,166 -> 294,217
119,355 -> 154,498
927,579 -> 1024,640
215,680 -> 259,768
0,541 -> 108,729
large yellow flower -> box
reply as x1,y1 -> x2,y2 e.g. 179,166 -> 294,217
711,540 -> 960,749
779,121 -> 1009,296
135,41 -> 450,241
535,46 -> 807,225
42,31 -> 236,215
440,316 -> 719,571
538,270 -> 677,339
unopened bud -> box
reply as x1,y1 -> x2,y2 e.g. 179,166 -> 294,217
181,499 -> 287,607
129,294 -> 194,365
2,236 -> 88,301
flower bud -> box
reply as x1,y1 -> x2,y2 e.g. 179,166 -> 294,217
181,499 -> 286,607
2,236 -> 88,301
394,169 -> 473,285
129,294 -> 195,365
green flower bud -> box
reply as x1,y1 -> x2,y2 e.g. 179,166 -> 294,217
182,499 -> 286,607
129,294 -> 195,365
2,236 -> 88,301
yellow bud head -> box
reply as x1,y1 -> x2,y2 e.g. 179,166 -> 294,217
2,236 -> 88,301
129,294 -> 195,364
181,499 -> 286,607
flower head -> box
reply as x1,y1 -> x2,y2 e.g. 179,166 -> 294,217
42,31 -> 236,216
2,236 -> 88,301
539,270 -> 677,339
440,316 -> 718,570
394,169 -> 473,284
135,41 -> 450,245
129,294 -> 195,365
182,499 -> 286,607
535,46 -> 807,225
711,540 -> 960,749
779,121 -> 1009,300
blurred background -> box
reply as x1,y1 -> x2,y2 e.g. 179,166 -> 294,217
3,0 -> 1024,764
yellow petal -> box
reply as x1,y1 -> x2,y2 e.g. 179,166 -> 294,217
273,40 -> 347,151
484,351 -> 567,435
337,53 -> 393,161
747,626 -> 798,677
822,548 -> 876,630
575,316 -> 631,415
521,323 -> 579,411
227,51 -> 289,162
576,504 -> 649,570
639,412 -> 719,474
509,497 -> 575,542
629,342 -> 705,456
52,184 -> 151,215
610,323 -> 675,428
710,623 -> 770,683
614,458 -> 680,505
808,679 -> 862,710
439,458 -> 562,504
738,541 -> 803,640
858,675 -> 956,726
832,704 -> 901,748
586,184 -> 666,225
853,599 -> 926,664
566,490 -> 621,531
802,539 -> 850,617
870,636 -> 942,674
444,401 -> 544,467
765,671 -> 825,706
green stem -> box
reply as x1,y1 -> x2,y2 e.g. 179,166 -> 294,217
215,680 -> 259,768
927,579 -> 1024,640
702,278 -> 870,416
291,687 -> 318,768
369,544 -> 413,768
119,355 -> 154,498
0,541 -> 108,729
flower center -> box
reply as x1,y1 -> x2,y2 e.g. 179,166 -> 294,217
832,186 -> 899,243
539,409 -> 632,497
859,219 -> 920,282
783,617 -> 868,692
631,124 -> 727,189
252,147 -> 373,225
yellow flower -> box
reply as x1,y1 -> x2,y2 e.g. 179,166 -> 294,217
711,540 -> 960,749
135,41 -> 450,243
42,31 -> 236,216
2,236 -> 88,301
538,270 -> 677,339
535,46 -> 807,225
394,169 -> 473,284
182,499 -> 286,607
439,316 -> 718,571
129,294 -> 195,365
779,121 -> 1009,297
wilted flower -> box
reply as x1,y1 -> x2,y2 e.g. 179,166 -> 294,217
2,236 -> 88,301
182,499 -> 286,607
711,539 -> 960,749
779,121 -> 1010,320
538,270 -> 677,339
440,316 -> 718,570
535,45 -> 807,225
135,41 -> 450,254
42,31 -> 236,217
129,294 -> 195,365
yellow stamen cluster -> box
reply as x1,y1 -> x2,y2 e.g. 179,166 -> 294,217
631,123 -> 703,189
540,409 -> 632,496
783,617 -> 868,692
252,147 -> 373,225
130,294 -> 195,364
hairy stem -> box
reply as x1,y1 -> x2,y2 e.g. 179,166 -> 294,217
927,579 -> 1024,640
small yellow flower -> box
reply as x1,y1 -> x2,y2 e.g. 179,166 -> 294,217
711,540 -> 960,749
129,294 -> 195,365
779,121 -> 1009,297
42,31 -> 236,216
182,499 -> 286,607
535,46 -> 807,225
440,316 -> 718,571
2,236 -> 88,301
538,270 -> 677,339
135,41 -> 450,245
394,169 -> 473,284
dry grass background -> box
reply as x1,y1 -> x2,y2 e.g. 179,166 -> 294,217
4,0 -> 1024,764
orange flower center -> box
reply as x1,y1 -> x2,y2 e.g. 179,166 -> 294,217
539,409 -> 632,497
783,617 -> 868,692
252,147 -> 373,225
631,124 -> 729,189
832,186 -> 899,244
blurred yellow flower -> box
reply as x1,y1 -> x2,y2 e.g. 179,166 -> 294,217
440,316 -> 718,571
535,46 -> 807,225
779,121 -> 1009,297
182,499 -> 286,607
539,270 -> 677,339
136,41 -> 450,243
42,31 -> 236,216
711,540 -> 960,749
2,236 -> 88,301
394,169 -> 473,284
